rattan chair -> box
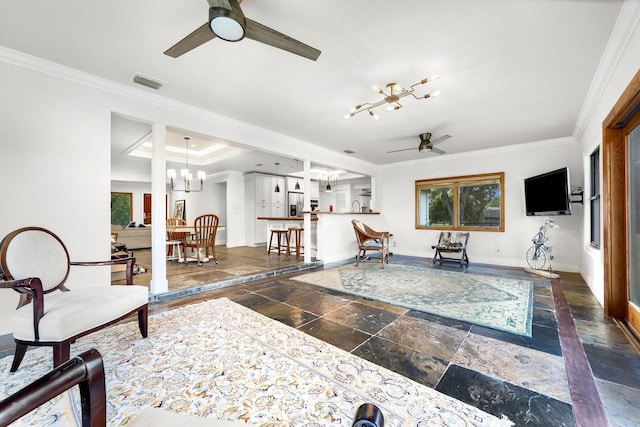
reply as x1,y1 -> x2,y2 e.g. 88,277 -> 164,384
352,220 -> 390,268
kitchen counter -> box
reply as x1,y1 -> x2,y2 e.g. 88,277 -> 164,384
303,211 -> 380,215
257,216 -> 318,221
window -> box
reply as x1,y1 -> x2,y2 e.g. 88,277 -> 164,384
111,192 -> 132,226
590,147 -> 600,248
416,172 -> 504,231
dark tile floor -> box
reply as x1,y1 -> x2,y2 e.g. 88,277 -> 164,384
3,251 -> 640,426
187,255 -> 640,426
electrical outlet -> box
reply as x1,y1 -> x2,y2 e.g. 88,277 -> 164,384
393,242 -> 397,247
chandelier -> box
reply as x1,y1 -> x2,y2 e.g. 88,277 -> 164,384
344,74 -> 440,120
167,137 -> 206,193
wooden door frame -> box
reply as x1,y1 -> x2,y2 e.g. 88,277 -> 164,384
603,68 -> 640,318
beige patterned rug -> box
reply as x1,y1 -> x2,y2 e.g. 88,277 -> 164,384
293,264 -> 534,337
0,298 -> 512,426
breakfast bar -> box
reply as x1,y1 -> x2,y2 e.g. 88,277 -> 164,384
258,212 -> 385,264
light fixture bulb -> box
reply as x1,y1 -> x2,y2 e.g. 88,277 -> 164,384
167,169 -> 177,179
369,110 -> 379,120
181,168 -> 190,178
210,17 -> 244,41
197,171 -> 207,180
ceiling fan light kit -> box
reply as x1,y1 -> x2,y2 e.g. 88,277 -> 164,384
387,132 -> 452,155
345,74 -> 440,119
209,0 -> 246,41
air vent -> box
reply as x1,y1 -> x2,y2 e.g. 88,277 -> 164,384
132,73 -> 166,90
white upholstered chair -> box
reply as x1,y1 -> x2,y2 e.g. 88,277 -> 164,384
0,227 -> 148,372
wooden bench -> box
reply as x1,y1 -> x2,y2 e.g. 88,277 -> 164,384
431,231 -> 470,266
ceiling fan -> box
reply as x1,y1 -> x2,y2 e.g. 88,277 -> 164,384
387,133 -> 451,154
164,0 -> 321,61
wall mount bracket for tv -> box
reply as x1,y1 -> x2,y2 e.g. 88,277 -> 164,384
571,187 -> 584,204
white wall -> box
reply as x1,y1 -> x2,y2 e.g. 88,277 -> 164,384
0,63 -> 113,334
575,1 -> 640,305
377,139 -> 584,272
0,49 -> 372,334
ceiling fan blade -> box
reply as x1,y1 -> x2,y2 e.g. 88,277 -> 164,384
164,22 -> 216,58
430,147 -> 447,155
430,135 -> 451,146
387,147 -> 416,153
244,18 -> 321,61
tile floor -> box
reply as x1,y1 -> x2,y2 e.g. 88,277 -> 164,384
3,249 -> 640,426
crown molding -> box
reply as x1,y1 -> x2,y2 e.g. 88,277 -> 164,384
0,45 -> 377,176
573,0 -> 640,142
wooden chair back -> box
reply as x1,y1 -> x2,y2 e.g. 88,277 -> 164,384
166,217 -> 187,241
0,349 -> 106,426
193,214 -> 219,245
0,227 -> 71,306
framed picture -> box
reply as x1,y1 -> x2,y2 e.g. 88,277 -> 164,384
174,200 -> 185,220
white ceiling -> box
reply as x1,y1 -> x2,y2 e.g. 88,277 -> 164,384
0,0 -> 625,176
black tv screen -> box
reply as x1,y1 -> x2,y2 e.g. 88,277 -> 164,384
524,167 -> 572,216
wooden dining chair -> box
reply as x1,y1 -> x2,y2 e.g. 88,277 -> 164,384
166,217 -> 187,260
183,214 -> 219,265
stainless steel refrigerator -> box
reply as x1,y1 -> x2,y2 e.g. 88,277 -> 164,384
288,192 -> 304,217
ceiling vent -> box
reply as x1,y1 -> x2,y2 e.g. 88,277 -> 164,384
132,73 -> 166,90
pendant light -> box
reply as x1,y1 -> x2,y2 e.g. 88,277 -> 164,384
274,163 -> 280,193
294,159 -> 301,190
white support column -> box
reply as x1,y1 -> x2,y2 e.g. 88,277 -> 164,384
303,159 -> 311,263
150,122 -> 168,294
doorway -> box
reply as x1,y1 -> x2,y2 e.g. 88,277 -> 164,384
603,69 -> 640,336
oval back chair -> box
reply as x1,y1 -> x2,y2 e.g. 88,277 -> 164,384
0,226 -> 148,372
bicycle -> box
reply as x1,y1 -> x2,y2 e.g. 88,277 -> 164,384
526,220 -> 555,270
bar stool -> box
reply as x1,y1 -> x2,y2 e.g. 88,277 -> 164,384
287,227 -> 304,258
268,229 -> 289,255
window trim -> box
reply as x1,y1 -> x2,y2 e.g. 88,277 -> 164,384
590,147 -> 601,249
415,172 -> 505,232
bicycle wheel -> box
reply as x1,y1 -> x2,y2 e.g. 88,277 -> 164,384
526,246 -> 547,270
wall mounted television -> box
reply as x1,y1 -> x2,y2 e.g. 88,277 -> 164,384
524,167 -> 572,216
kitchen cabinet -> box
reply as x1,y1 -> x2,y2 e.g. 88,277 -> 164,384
309,180 -> 320,199
245,173 -> 287,245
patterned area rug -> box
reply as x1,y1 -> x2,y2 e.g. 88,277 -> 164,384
293,264 -> 534,337
0,298 -> 512,426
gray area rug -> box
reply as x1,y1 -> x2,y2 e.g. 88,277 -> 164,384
0,298 -> 512,426
293,264 -> 534,337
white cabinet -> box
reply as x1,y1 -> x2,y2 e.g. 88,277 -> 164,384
255,175 -> 272,204
245,173 -> 288,245
309,180 -> 320,199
